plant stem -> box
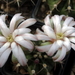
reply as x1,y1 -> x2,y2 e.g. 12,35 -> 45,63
27,64 -> 33,75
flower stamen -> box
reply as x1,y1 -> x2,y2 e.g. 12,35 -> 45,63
6,35 -> 14,43
56,33 -> 64,40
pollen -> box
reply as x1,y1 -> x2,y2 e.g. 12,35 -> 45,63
6,35 -> 14,43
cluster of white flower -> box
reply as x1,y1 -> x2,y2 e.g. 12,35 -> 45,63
0,13 -> 75,67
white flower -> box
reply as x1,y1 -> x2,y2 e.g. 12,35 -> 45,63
0,13 -> 37,67
35,15 -> 75,62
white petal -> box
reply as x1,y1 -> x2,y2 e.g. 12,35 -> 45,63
18,18 -> 36,28
71,43 -> 75,50
0,42 -> 10,55
36,28 -> 45,34
12,28 -> 31,38
15,36 -> 34,51
69,32 -> 75,37
47,41 -> 60,56
0,48 -> 11,67
11,42 -> 27,66
52,15 -> 61,33
54,46 -> 66,62
35,45 -> 51,52
42,25 -> 56,39
63,37 -> 71,51
63,17 -> 74,26
0,42 -> 4,47
59,15 -> 65,21
52,50 -> 61,60
0,14 -> 7,22
1,28 -> 10,37
69,37 -> 75,43
36,34 -> 50,40
9,13 -> 24,32
62,26 -> 75,33
0,36 -> 6,42
69,21 -> 75,26
64,29 -> 75,36
22,33 -> 37,41
44,15 -> 51,26
56,40 -> 63,48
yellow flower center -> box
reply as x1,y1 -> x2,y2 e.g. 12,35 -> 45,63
6,35 -> 14,43
56,33 -> 64,40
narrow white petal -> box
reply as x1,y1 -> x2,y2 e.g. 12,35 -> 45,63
63,17 -> 74,26
11,43 -> 27,66
69,37 -> 75,43
69,32 -> 75,37
47,42 -> 60,56
42,25 -> 56,39
56,40 -> 63,48
9,13 -> 24,32
54,46 -> 66,62
64,29 -> 75,36
0,42 -> 4,47
44,15 -> 51,26
62,26 -> 74,33
23,33 -> 37,41
1,29 -> 10,37
35,45 -> 51,52
36,34 -> 50,40
63,37 -> 71,51
69,21 -> 75,26
0,14 -> 7,22
59,15 -> 65,21
0,42 -> 10,55
15,36 -> 34,51
18,18 -> 36,28
36,28 -> 45,34
52,15 -> 61,33
12,28 -> 31,38
0,36 -> 6,42
71,43 -> 75,50
0,48 -> 11,67
52,50 -> 61,60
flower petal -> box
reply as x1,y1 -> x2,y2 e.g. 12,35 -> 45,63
22,33 -> 37,41
18,18 -> 36,28
35,45 -> 51,52
0,48 -> 11,67
52,15 -> 61,33
54,46 -> 66,62
9,13 -> 24,32
11,42 -> 27,66
63,37 -> 71,51
36,28 -> 45,34
12,28 -> 31,38
0,42 -> 10,55
71,43 -> 75,50
15,36 -> 34,51
69,32 -> 75,37
36,34 -> 50,40
52,50 -> 61,60
44,14 -> 51,26
0,36 -> 6,42
42,25 -> 56,39
0,14 -> 7,22
63,17 -> 74,26
64,29 -> 75,36
69,21 -> 75,26
47,41 -> 60,56
62,26 -> 74,33
69,37 -> 75,43
59,15 -> 65,21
